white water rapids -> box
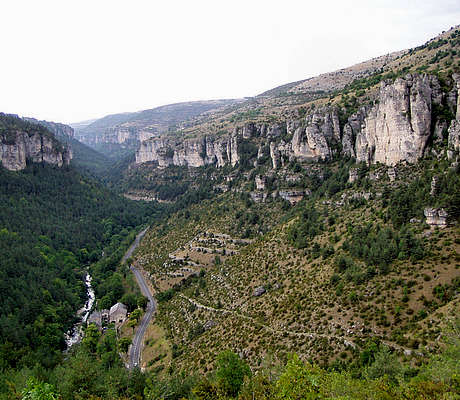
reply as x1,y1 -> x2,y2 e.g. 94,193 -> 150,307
64,273 -> 95,348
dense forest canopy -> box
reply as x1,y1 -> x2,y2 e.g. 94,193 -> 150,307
0,163 -> 160,370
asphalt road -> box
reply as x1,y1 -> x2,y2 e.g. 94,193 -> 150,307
121,227 -> 157,369
122,227 -> 148,263
129,265 -> 156,369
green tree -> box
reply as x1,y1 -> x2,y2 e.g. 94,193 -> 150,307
97,329 -> 120,368
215,350 -> 251,397
120,293 -> 138,312
274,354 -> 321,400
119,337 -> 132,353
365,346 -> 402,383
137,295 -> 148,310
21,378 -> 60,400
98,294 -> 112,310
81,323 -> 100,354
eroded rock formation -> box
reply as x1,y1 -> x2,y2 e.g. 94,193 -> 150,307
1,130 -> 72,171
135,73 -> 458,170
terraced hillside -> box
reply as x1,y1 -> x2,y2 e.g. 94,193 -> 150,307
130,155 -> 458,373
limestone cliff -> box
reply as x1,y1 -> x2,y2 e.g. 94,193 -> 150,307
75,100 -> 241,157
290,109 -> 339,161
136,134 -> 238,168
447,74 -> 460,160
135,73 -> 459,170
136,111 -> 338,169
0,114 -> 72,171
354,74 -> 435,165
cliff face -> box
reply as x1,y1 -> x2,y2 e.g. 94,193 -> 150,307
1,131 -> 72,171
74,100 -> 241,156
136,134 -> 238,168
136,111 -> 339,169
135,74 -> 459,170
290,110 -> 339,160
0,115 -> 72,171
354,74 -> 435,165
447,74 -> 460,160
78,125 -> 148,145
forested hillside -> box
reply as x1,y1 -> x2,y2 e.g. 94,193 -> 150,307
0,160 -> 161,370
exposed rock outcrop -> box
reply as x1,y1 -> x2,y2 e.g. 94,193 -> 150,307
290,110 -> 337,161
387,168 -> 396,182
430,175 -> 439,196
136,114 -> 335,169
447,121 -> 460,160
278,189 -> 309,204
75,99 -> 241,154
447,74 -> 460,160
250,191 -> 267,203
253,286 -> 266,297
355,74 -> 434,166
1,130 -> 72,171
424,207 -> 448,227
255,175 -> 266,190
136,134 -> 239,168
348,168 -> 358,183
135,73 -> 459,170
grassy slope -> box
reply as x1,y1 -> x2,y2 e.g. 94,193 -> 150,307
132,160 -> 459,374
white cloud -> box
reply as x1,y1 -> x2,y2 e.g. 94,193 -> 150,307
0,0 -> 459,123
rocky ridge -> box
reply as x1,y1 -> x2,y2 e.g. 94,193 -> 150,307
135,73 -> 460,169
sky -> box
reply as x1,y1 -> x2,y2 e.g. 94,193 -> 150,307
0,0 -> 459,124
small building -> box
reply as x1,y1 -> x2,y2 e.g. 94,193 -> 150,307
109,303 -> 128,325
87,311 -> 102,328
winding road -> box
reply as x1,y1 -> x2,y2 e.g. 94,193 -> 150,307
122,227 -> 149,263
122,228 -> 157,369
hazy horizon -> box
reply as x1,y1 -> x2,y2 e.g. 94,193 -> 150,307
1,0 -> 459,124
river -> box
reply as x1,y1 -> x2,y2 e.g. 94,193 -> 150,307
65,273 -> 95,348
65,227 -> 149,353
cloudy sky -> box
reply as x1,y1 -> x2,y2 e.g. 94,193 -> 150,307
1,0 -> 459,123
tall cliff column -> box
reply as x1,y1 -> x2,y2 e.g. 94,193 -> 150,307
356,74 -> 433,166
447,74 -> 460,159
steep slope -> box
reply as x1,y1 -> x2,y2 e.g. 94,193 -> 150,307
23,117 -> 75,139
20,116 -> 122,183
133,158 -> 459,374
1,26 -> 460,400
0,118 -> 162,369
125,27 -> 460,374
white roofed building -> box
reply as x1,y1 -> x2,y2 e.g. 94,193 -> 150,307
109,302 -> 128,325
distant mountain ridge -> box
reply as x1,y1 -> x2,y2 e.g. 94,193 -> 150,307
73,99 -> 243,157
